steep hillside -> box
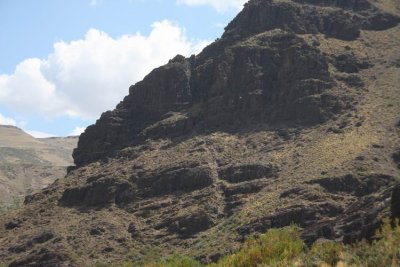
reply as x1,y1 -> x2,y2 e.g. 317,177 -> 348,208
1,0 -> 400,266
0,126 -> 78,213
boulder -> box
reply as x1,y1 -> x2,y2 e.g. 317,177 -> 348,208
5,219 -> 22,230
136,165 -> 214,197
9,248 -> 74,267
309,174 -> 395,197
391,184 -> 400,218
392,151 -> 400,169
218,164 -> 277,183
59,178 -> 135,207
163,211 -> 214,237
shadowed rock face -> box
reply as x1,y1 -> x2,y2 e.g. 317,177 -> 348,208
218,164 -> 277,183
8,248 -> 74,267
392,184 -> 400,218
309,174 -> 395,197
293,0 -> 374,10
393,150 -> 400,169
224,0 -> 399,41
73,1 -> 399,166
74,30 -> 339,166
59,178 -> 135,207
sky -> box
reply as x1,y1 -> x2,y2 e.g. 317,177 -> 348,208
0,0 -> 247,138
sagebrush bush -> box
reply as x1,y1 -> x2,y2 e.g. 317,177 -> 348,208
344,219 -> 400,267
303,241 -> 344,266
210,226 -> 304,267
126,220 -> 400,267
145,255 -> 203,267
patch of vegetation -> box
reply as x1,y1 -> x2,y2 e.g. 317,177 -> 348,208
0,196 -> 23,215
0,147 -> 45,165
343,219 -> 400,266
145,255 -> 203,267
209,226 -> 304,267
137,219 -> 400,267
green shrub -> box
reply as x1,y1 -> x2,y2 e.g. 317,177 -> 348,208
211,226 -> 304,267
305,241 -> 344,266
145,255 -> 203,267
344,219 -> 400,267
138,220 -> 400,267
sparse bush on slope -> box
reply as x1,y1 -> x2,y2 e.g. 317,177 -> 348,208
146,219 -> 400,267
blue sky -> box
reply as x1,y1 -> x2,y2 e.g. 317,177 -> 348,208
0,0 -> 246,137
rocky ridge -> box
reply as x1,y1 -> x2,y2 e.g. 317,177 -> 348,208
1,0 -> 400,266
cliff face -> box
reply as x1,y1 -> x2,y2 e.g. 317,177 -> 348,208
73,0 -> 399,166
2,0 -> 400,266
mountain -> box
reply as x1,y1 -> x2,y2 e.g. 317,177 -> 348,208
1,0 -> 400,266
0,125 -> 78,213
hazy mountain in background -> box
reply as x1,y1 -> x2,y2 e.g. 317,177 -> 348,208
0,125 -> 77,213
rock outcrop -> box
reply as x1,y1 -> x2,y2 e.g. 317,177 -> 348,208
74,30 -> 338,165
74,0 -> 399,167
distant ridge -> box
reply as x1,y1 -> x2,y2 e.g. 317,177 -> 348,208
0,125 -> 78,213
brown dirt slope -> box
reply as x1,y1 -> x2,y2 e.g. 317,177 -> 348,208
1,0 -> 400,266
0,126 -> 78,213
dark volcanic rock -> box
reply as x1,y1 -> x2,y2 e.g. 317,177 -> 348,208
9,248 -> 74,267
309,174 -> 395,197
292,0 -> 373,11
89,227 -> 105,236
391,184 -> 400,218
224,1 -> 360,41
336,74 -> 365,88
218,164 -> 276,183
392,150 -> 400,169
332,187 -> 395,244
136,164 -> 214,197
73,0 -> 397,167
294,0 -> 400,30
333,53 -> 371,73
73,56 -> 193,166
222,181 -> 266,197
161,210 -> 214,237
5,219 -> 22,230
74,29 -> 341,166
32,231 -> 55,244
8,244 -> 30,254
59,178 -> 135,207
224,0 -> 399,42
192,31 -> 336,126
237,204 -> 320,237
128,223 -> 139,238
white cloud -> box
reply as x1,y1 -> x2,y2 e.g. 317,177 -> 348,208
0,113 -> 16,126
0,20 -> 210,120
26,130 -> 55,138
177,0 -> 247,12
90,0 -> 102,6
69,127 -> 86,136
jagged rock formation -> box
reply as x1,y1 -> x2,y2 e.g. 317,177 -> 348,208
1,0 -> 400,266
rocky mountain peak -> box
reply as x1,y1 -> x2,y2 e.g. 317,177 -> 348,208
224,0 -> 399,41
73,0 -> 400,166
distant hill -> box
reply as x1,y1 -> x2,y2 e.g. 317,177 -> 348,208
0,125 -> 78,213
